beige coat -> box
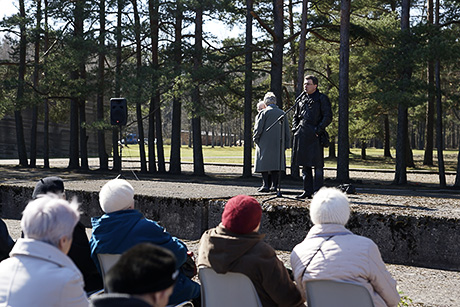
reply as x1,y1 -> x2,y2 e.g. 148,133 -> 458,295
0,238 -> 89,307
290,224 -> 400,307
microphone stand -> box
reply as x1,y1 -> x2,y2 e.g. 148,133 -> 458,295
262,93 -> 305,203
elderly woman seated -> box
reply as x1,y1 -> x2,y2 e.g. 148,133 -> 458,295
290,187 -> 400,307
0,195 -> 89,307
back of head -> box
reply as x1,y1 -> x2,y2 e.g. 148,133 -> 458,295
32,176 -> 64,199
263,92 -> 277,105
21,194 -> 80,247
222,195 -> 262,234
99,178 -> 135,213
106,243 -> 178,295
309,187 -> 350,225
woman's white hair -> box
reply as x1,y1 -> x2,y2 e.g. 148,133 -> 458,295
263,92 -> 277,105
21,194 -> 80,247
309,187 -> 350,225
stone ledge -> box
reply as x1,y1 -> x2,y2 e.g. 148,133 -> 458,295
1,185 -> 458,271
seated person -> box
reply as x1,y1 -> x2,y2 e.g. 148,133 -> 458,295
89,178 -> 200,306
90,243 -> 178,307
290,187 -> 400,307
197,194 -> 304,307
32,176 -> 103,293
0,195 -> 89,306
0,218 -> 14,261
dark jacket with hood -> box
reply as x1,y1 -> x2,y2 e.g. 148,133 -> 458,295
197,223 -> 304,307
89,209 -> 200,305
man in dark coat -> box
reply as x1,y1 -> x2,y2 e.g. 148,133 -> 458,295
32,176 -> 103,293
0,218 -> 14,261
292,75 -> 332,199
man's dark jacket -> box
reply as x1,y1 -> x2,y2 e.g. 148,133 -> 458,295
0,219 -> 14,261
292,90 -> 332,167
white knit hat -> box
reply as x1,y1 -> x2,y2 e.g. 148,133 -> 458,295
309,187 -> 350,225
99,179 -> 135,213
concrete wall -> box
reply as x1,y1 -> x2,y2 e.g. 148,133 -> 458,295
1,185 -> 458,271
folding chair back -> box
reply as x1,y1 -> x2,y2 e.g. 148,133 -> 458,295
305,279 -> 375,307
97,253 -> 121,292
198,267 -> 262,307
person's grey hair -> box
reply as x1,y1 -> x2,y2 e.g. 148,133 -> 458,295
309,187 -> 350,225
263,92 -> 277,105
257,101 -> 266,111
21,194 -> 80,247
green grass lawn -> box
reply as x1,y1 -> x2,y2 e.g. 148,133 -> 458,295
119,145 -> 458,171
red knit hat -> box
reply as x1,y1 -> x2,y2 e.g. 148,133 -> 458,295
222,195 -> 262,234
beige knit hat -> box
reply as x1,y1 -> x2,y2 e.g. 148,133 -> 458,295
309,187 -> 350,225
99,179 -> 134,213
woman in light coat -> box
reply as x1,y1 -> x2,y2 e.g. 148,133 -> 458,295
290,187 -> 400,307
253,92 -> 290,192
0,195 -> 89,307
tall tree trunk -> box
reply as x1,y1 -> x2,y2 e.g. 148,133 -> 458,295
296,0 -> 308,96
169,0 -> 183,174
77,0 -> 88,170
405,130 -> 415,167
132,0 -> 147,172
15,0 -> 29,167
435,60 -> 445,187
361,140 -> 366,160
242,0 -> 253,178
337,0 -> 350,182
148,0 -> 159,173
435,0 -> 445,187
394,106 -> 408,184
288,0 -> 296,92
79,97 -> 88,170
43,0 -> 50,168
30,0 -> 42,168
325,64 -> 335,159
291,0 -> 308,178
112,0 -> 124,172
383,114 -> 392,158
149,0 -> 165,173
153,98 -> 165,172
393,0 -> 411,185
271,0 -> 284,107
69,96 -> 80,169
97,0 -> 109,170
192,5 -> 205,176
68,0 -> 85,169
423,0 -> 434,166
220,121 -> 223,148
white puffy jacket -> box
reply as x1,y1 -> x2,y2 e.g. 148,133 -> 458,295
290,224 -> 400,307
0,238 -> 89,307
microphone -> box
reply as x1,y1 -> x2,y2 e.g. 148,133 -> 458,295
295,91 -> 306,103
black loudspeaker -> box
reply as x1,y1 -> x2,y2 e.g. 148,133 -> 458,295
110,98 -> 127,125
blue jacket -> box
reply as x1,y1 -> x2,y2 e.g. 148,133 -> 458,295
89,210 -> 199,304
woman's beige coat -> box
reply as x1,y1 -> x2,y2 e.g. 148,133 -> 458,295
290,224 -> 400,307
